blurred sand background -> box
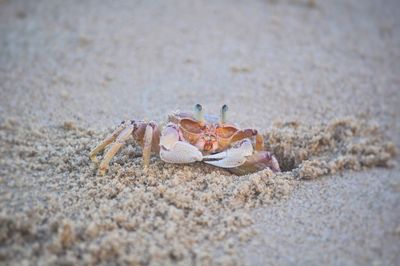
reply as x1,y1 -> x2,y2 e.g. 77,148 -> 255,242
0,0 -> 399,265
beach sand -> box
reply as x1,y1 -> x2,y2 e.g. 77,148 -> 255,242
0,0 -> 399,265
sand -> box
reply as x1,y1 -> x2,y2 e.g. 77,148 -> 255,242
0,0 -> 399,265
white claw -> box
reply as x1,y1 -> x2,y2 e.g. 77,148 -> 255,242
203,155 -> 247,168
203,139 -> 253,168
159,124 -> 203,164
160,141 -> 203,163
159,125 -> 179,150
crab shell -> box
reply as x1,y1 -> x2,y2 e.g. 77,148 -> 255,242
168,111 -> 245,154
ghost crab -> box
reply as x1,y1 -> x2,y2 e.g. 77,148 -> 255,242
90,104 -> 280,175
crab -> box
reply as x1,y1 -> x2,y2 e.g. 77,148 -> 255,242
89,104 -> 280,175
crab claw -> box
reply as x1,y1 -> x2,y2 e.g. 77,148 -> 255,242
228,151 -> 281,175
159,124 -> 203,163
203,139 -> 281,175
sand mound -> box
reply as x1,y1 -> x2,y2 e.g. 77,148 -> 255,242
266,119 -> 396,178
0,118 -> 395,265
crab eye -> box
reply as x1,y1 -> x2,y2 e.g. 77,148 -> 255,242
180,119 -> 204,134
216,126 -> 238,139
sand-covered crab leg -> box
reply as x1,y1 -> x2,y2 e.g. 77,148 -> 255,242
142,125 -> 154,168
130,121 -> 161,168
90,120 -> 161,175
98,124 -> 134,175
89,120 -> 130,162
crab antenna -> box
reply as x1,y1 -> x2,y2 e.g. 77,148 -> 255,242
220,104 -> 228,124
194,104 -> 204,122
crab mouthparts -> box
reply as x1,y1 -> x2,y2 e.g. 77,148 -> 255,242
204,140 -> 214,152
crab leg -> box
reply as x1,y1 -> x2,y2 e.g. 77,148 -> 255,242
142,125 -> 153,168
255,133 -> 264,151
98,124 -> 134,175
89,121 -> 129,162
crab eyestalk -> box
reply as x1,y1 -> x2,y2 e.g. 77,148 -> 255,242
194,104 -> 205,123
220,104 -> 228,124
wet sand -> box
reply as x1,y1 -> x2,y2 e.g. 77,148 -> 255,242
1,0 -> 399,265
